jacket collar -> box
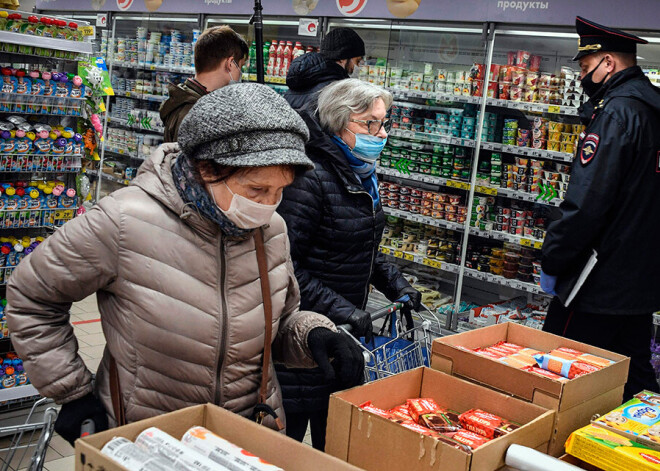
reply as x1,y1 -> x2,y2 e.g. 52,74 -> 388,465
298,107 -> 365,194
579,66 -> 646,121
132,143 -> 221,242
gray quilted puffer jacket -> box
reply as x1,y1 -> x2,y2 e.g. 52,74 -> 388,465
5,143 -> 335,430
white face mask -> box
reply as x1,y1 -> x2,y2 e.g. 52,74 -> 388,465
229,60 -> 242,85
209,182 -> 280,229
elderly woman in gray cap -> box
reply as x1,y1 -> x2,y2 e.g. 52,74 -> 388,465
5,83 -> 364,446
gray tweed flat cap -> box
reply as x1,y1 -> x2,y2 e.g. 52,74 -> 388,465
178,83 -> 313,170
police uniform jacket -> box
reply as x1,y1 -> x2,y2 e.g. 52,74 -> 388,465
542,66 -> 660,314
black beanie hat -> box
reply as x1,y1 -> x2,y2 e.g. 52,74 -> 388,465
321,27 -> 366,61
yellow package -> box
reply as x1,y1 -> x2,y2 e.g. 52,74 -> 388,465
593,391 -> 660,439
566,424 -> 660,471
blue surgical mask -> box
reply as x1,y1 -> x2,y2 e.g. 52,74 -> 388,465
345,128 -> 387,163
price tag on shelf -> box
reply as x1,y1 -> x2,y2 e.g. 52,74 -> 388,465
393,250 -> 404,259
446,180 -> 469,190
476,185 -> 497,196
404,253 -> 415,261
530,104 -> 544,113
520,238 -> 533,247
533,240 -> 543,249
54,209 -> 74,220
149,65 -> 156,71
80,25 -> 96,37
380,247 -> 391,255
548,105 -> 562,114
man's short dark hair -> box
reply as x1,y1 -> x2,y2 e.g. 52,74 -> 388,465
194,25 -> 249,74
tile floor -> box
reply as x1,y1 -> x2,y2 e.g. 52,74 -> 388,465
4,294 -> 311,471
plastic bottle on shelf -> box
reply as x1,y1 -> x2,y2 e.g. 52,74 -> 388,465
305,45 -> 314,54
267,41 -> 277,76
274,40 -> 284,77
280,41 -> 293,77
248,41 -> 257,75
293,42 -> 305,61
262,41 -> 270,74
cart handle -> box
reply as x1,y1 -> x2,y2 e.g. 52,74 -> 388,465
337,302 -> 403,333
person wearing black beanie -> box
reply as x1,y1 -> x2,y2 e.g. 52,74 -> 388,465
284,27 -> 365,110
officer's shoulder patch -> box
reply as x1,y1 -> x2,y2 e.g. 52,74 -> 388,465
580,133 -> 600,165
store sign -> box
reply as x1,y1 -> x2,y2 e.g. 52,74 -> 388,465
298,19 -> 318,37
34,0 -> 660,30
336,0 -> 368,17
96,13 -> 107,27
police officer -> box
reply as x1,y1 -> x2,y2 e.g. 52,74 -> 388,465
541,16 -> 660,399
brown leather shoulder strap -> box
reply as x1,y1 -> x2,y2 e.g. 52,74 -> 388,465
253,228 -> 273,406
109,355 -> 126,426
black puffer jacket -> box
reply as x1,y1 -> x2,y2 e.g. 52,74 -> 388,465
283,52 -> 349,110
276,107 -> 411,413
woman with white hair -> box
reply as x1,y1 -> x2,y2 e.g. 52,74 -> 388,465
276,79 -> 422,449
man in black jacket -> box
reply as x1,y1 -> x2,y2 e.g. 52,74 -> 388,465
283,27 -> 365,110
277,79 -> 420,450
541,16 -> 660,398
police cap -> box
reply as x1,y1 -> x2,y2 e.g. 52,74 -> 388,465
574,16 -> 648,61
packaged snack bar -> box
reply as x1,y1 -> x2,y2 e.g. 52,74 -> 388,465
451,430 -> 491,450
459,409 -> 519,439
389,404 -> 413,422
181,426 -> 283,471
508,353 -> 537,367
477,347 -> 508,359
359,401 -> 391,419
577,353 -> 615,369
499,356 -> 532,369
419,410 -> 461,433
593,391 -> 660,439
496,341 -> 524,353
134,427 -> 221,471
518,347 -> 542,357
400,420 -> 440,437
549,349 -> 581,361
407,398 -> 442,423
534,353 -> 600,379
522,366 -> 569,382
474,349 -> 504,360
488,345 -> 517,357
555,347 -> 584,357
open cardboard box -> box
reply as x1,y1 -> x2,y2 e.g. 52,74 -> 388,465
76,403 -> 362,471
326,367 -> 555,471
430,323 -> 629,456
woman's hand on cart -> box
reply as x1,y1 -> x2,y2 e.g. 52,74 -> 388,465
307,327 -> 365,388
396,287 -> 422,331
54,392 -> 108,446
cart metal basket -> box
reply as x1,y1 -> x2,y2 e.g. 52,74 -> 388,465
0,398 -> 58,471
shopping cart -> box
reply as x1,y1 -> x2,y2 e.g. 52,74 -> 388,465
0,398 -> 58,471
340,302 -> 440,382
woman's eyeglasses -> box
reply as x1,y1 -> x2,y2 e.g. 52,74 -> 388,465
349,119 -> 392,136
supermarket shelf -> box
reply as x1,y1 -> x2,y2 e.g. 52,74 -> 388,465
389,128 -> 476,149
377,167 -> 562,208
380,245 -> 544,295
108,116 -> 164,135
0,31 -> 93,55
383,86 -> 580,117
485,97 -> 580,116
104,146 -> 146,161
481,141 -> 574,163
390,128 -> 574,164
87,169 -> 131,186
0,384 -> 39,403
116,91 -> 168,103
383,206 -> 545,250
110,60 -> 194,75
241,73 -> 289,87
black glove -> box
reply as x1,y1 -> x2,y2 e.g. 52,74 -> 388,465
397,287 -> 422,331
346,308 -> 373,343
55,392 -> 108,446
307,328 -> 365,389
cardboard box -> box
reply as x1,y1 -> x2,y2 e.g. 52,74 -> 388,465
326,367 -> 555,471
431,323 -> 629,456
76,403 -> 362,471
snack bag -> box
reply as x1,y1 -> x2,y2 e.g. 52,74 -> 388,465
451,430 -> 491,450
400,421 -> 439,437
522,365 -> 569,382
534,353 -> 599,379
407,398 -> 442,423
359,401 -> 391,419
389,403 -> 413,422
459,409 -> 519,439
419,410 -> 461,433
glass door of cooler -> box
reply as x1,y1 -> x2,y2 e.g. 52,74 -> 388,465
350,20 -> 491,334
99,13 -> 201,200
635,30 -> 660,87
204,16 -> 321,94
462,24 -> 585,332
